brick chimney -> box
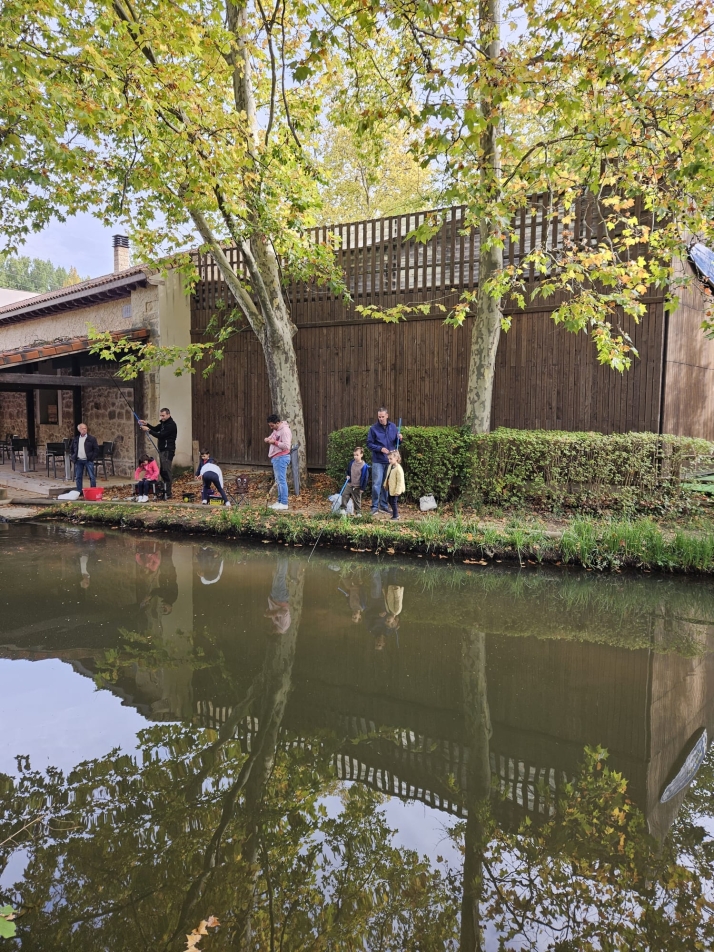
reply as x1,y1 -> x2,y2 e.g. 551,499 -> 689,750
112,234 -> 130,272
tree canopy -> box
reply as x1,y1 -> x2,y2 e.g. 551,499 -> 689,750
2,0 -> 713,441
0,255 -> 86,292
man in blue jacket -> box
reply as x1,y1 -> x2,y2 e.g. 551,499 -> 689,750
366,407 -> 403,515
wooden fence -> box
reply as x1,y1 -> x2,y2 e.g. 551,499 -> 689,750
190,199 -> 685,467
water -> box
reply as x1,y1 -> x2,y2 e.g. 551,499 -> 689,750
1,523 -> 713,950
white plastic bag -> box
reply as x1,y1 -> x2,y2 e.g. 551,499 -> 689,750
58,490 -> 81,501
328,493 -> 353,514
419,494 -> 437,512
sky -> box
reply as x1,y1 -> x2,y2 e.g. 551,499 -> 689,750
19,213 -> 120,279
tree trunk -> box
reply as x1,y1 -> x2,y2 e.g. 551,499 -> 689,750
195,0 -> 309,483
251,238 -> 307,483
464,0 -> 503,435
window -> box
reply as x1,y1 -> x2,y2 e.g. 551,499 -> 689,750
39,390 -> 60,425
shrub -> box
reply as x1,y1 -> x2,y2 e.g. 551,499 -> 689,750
469,429 -> 714,507
326,425 -> 714,508
326,425 -> 476,501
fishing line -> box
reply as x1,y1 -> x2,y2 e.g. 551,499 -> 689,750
309,476 -> 349,562
109,374 -> 162,459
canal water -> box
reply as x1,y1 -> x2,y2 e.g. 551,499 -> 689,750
0,522 -> 713,950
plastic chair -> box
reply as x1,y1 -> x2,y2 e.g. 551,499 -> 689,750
95,444 -> 107,479
102,441 -> 116,476
10,438 -> 34,472
0,433 -> 12,463
46,442 -> 66,478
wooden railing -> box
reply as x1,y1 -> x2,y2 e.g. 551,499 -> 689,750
191,193 -> 629,325
194,700 -> 567,819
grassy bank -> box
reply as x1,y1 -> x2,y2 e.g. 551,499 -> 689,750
37,501 -> 714,574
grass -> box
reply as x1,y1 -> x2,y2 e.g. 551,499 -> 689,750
34,501 -> 714,575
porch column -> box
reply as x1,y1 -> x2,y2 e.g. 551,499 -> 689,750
157,270 -> 193,468
26,390 -> 36,453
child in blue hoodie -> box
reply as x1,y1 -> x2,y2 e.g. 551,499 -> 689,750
340,447 -> 370,516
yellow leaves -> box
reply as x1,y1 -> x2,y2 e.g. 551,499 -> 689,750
185,916 -> 219,950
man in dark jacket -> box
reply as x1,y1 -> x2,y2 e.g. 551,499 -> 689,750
70,422 -> 100,495
139,408 -> 178,499
366,407 -> 403,515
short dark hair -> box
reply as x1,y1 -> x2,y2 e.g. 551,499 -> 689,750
200,449 -> 210,456
267,413 -> 280,424
377,406 -> 388,414
160,407 -> 171,415
353,446 -> 364,454
138,455 -> 149,465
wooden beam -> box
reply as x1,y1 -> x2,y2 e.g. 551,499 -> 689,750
0,373 -> 119,388
26,389 -> 36,451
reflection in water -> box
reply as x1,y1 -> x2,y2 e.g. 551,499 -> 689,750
1,524 -> 714,949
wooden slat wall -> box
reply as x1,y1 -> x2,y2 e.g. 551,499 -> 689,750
491,305 -> 665,434
191,201 -> 673,467
192,303 -> 665,467
661,259 -> 714,441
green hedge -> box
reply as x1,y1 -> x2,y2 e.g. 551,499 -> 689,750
326,425 -> 474,501
326,425 -> 714,507
470,429 -> 714,506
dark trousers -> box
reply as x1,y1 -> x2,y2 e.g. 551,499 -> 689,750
159,451 -> 174,498
74,459 -> 96,493
388,493 -> 400,518
202,475 -> 229,503
341,484 -> 363,514
135,479 -> 156,496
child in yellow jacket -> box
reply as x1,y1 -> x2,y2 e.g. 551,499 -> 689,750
383,450 -> 405,520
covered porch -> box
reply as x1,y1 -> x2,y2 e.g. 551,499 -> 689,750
0,330 -> 149,494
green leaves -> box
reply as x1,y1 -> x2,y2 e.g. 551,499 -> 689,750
0,906 -> 17,939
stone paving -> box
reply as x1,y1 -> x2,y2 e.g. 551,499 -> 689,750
0,462 -> 130,498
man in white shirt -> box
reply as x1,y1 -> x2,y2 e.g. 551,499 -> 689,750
70,423 -> 100,495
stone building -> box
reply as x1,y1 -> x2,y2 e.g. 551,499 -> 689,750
0,237 -> 193,477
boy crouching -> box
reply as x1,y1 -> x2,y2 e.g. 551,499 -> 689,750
341,447 -> 370,516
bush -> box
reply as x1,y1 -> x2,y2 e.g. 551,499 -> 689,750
326,425 -> 475,501
469,429 -> 714,508
326,425 -> 714,508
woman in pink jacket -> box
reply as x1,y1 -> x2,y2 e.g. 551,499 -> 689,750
134,456 -> 160,502
265,414 -> 292,510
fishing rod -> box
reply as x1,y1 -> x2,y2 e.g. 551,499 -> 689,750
109,374 -> 162,459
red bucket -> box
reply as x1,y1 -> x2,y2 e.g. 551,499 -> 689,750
83,487 -> 104,502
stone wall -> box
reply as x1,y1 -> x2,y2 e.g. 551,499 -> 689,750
0,392 -> 28,441
80,363 -> 137,478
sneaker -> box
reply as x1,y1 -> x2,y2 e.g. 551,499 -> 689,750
370,509 -> 378,516
391,515 -> 400,521
202,500 -> 208,505
270,502 -> 289,510
225,502 -> 232,507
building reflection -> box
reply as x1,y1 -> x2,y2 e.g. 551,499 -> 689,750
1,531 -> 713,839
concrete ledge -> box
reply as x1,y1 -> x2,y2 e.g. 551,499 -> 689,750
10,497 -> 217,509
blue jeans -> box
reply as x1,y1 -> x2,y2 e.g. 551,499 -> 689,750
75,459 -> 96,493
371,457 -> 390,512
272,454 -> 290,505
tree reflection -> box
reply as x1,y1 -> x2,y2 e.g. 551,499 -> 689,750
2,553 -> 714,950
